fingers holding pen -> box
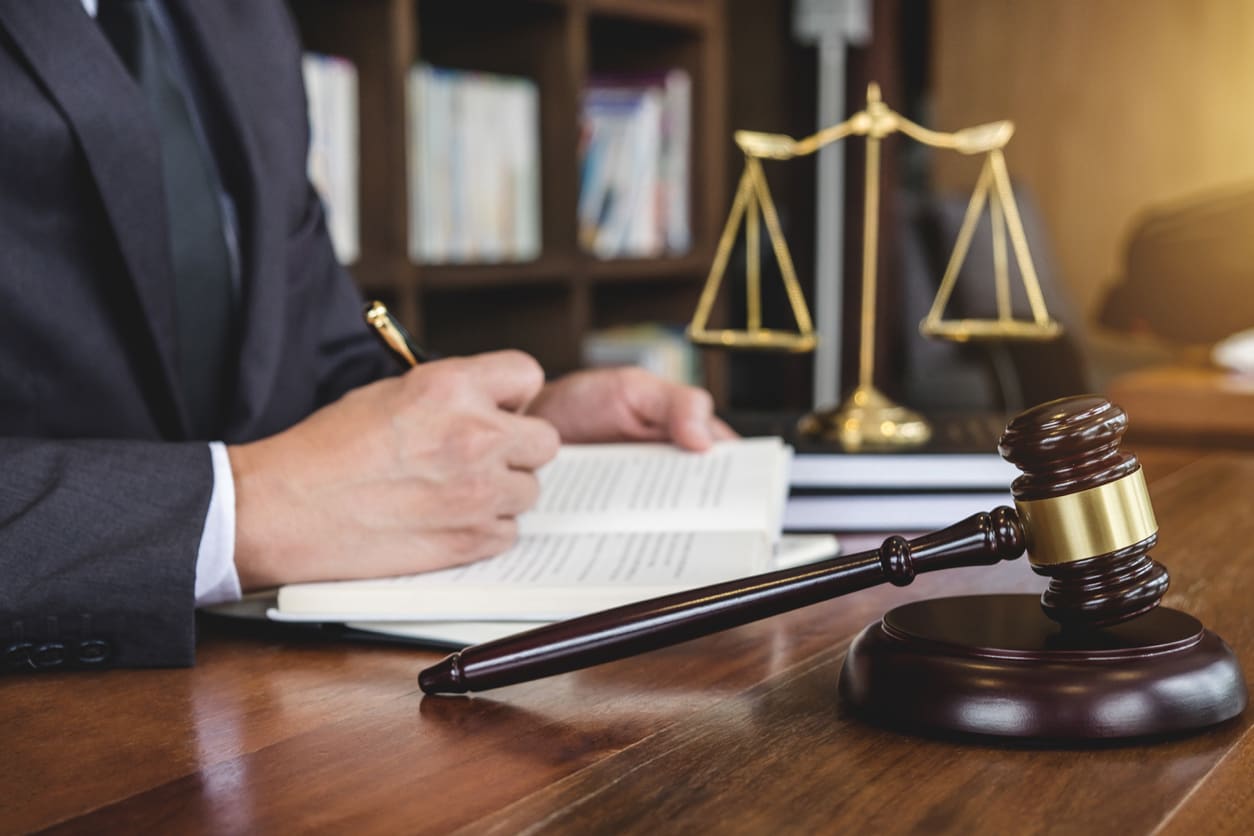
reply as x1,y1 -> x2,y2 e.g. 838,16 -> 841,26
414,350 -> 547,412
389,350 -> 558,517
232,329 -> 567,586
393,352 -> 558,468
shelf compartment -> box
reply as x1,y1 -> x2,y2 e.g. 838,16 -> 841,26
290,0 -> 729,397
590,276 -> 707,328
422,283 -> 581,373
584,11 -> 722,267
417,0 -> 579,259
419,256 -> 576,290
347,255 -> 416,295
584,251 -> 711,283
587,0 -> 711,30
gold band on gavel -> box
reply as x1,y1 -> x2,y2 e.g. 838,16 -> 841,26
1014,469 -> 1158,566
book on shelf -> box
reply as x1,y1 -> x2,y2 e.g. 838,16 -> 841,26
578,69 -> 691,259
213,438 -> 840,646
407,64 -> 541,264
302,53 -> 359,265
582,323 -> 701,386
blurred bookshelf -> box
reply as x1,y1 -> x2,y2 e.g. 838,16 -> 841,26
290,0 -> 728,402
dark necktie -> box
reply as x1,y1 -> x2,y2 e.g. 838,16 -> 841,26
97,0 -> 235,438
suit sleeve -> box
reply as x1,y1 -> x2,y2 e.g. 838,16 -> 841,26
275,0 -> 393,405
0,439 -> 212,672
294,183 -> 397,407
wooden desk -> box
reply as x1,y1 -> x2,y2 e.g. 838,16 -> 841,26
5,451 -> 1251,835
1108,365 -> 1254,444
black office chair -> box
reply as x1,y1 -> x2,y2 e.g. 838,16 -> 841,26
1100,182 -> 1254,344
898,184 -> 1091,413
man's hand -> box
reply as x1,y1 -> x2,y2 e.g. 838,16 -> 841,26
228,351 -> 559,590
526,367 -> 737,451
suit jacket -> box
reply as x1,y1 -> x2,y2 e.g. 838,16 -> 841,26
0,0 -> 392,672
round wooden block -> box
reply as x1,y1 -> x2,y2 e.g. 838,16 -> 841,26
838,594 -> 1247,741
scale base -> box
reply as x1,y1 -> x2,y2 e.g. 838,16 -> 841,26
798,384 -> 931,450
839,594 -> 1247,742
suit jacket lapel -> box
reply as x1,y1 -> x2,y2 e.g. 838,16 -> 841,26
165,0 -> 289,434
0,0 -> 189,436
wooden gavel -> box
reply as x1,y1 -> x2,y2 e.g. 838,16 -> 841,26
419,396 -> 1170,695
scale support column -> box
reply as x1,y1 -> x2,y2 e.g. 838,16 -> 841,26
794,0 -> 871,408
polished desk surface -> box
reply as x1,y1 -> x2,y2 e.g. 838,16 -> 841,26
5,450 -> 1253,835
1108,364 -> 1254,443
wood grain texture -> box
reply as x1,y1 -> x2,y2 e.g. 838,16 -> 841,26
1108,365 -> 1254,444
1137,446 -> 1225,484
4,448 -> 1249,835
1159,728 -> 1254,835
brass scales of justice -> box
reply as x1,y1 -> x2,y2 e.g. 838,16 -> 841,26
687,82 -> 1063,450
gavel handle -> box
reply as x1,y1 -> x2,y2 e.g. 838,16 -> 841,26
418,507 -> 1025,695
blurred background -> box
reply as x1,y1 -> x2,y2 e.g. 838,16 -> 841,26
292,0 -> 1254,434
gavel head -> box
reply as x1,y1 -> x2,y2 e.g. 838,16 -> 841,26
999,395 -> 1169,628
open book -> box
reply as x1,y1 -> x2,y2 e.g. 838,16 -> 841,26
264,438 -> 837,632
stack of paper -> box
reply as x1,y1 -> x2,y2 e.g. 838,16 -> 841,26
727,413 -> 1017,532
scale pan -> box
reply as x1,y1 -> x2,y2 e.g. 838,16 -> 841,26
687,327 -> 817,353
919,318 -> 1063,343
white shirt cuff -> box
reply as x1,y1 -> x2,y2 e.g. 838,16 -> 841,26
195,441 -> 242,606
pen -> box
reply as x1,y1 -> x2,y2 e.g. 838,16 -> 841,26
364,300 -> 430,368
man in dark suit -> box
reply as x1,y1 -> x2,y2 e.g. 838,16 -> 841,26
0,0 -> 731,672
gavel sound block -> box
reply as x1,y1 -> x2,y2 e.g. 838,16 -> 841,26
420,397 -> 1247,741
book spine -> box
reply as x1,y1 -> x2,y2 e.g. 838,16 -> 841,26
302,53 -> 360,265
578,70 -> 692,259
406,65 -> 542,265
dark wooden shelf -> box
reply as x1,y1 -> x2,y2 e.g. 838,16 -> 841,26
420,250 -> 712,288
346,256 -> 415,295
587,0 -> 710,29
291,0 -> 728,403
419,257 -> 576,290
585,251 -> 711,283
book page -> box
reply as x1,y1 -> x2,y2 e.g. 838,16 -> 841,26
244,537 -> 839,643
520,437 -> 789,537
335,536 -> 842,642
334,530 -> 764,590
269,438 -> 796,623
275,530 -> 769,620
